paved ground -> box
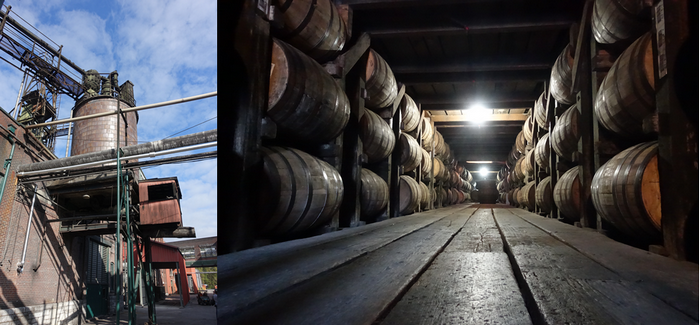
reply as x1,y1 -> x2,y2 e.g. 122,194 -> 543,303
89,293 -> 216,324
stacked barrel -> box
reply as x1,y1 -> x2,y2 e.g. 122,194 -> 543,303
496,0 -> 664,247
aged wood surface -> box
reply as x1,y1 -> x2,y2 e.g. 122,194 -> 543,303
508,208 -> 699,321
226,206 -> 475,325
381,208 -> 530,325
495,208 -> 697,324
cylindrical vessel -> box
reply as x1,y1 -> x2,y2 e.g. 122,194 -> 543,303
512,187 -> 521,207
433,131 -> 447,157
592,0 -> 650,45
523,115 -> 534,143
420,148 -> 432,176
437,187 -> 447,206
365,49 -> 398,110
522,149 -> 536,177
399,175 -> 421,214
399,132 -> 421,173
359,109 -> 396,163
533,92 -> 549,129
71,97 -> 138,156
594,32 -> 655,138
420,117 -> 434,151
400,94 -> 420,132
273,0 -> 347,62
520,181 -> 536,211
514,156 -> 526,182
418,181 -> 430,208
535,133 -> 550,170
507,188 -> 516,206
549,45 -> 576,105
551,105 -> 580,160
268,39 -> 350,143
591,141 -> 661,240
258,146 -> 344,236
553,166 -> 582,222
515,131 -> 526,154
432,157 -> 446,181
536,176 -> 553,214
360,168 -> 389,219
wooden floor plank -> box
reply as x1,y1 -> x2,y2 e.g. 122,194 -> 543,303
225,207 -> 476,325
493,208 -> 696,325
508,208 -> 699,321
220,206 -> 467,316
381,208 -> 531,325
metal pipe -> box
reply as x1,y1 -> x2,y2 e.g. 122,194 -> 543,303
17,184 -> 36,273
0,10 -> 86,76
65,108 -> 74,157
25,91 -> 217,129
11,70 -> 26,118
17,141 -> 217,177
18,129 -> 216,173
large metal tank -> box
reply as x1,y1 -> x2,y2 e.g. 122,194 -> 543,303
70,96 -> 138,156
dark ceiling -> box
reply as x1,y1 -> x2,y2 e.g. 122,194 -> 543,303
340,0 -> 586,170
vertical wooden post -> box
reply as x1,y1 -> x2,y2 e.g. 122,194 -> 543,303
388,89 -> 403,219
653,0 -> 696,260
227,0 -> 271,253
571,0 -> 596,229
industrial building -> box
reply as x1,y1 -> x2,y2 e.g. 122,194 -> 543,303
226,0 -> 697,324
0,4 -> 216,325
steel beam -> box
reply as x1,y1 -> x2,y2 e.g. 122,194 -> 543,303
397,70 -> 550,85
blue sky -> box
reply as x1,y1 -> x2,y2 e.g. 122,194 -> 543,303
0,0 -> 217,241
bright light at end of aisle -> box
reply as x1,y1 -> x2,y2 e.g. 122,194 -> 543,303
466,103 -> 491,124
480,167 -> 488,177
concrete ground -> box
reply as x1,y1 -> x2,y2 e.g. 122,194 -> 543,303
88,292 -> 216,324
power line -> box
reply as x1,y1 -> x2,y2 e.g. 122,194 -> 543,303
163,116 -> 217,140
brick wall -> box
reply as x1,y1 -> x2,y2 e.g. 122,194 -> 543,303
0,300 -> 86,325
0,110 -> 83,317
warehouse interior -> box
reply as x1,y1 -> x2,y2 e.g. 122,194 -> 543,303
226,0 -> 697,324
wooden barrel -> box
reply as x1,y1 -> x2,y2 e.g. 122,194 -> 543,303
360,168 -> 389,218
463,170 -> 473,184
512,187 -> 521,207
433,131 -> 447,157
399,132 -> 421,172
553,166 -> 581,222
258,146 -> 344,236
515,130 -> 527,154
437,187 -> 446,206
365,49 -> 398,110
536,176 -> 553,214
273,0 -> 347,62
399,175 -> 421,215
591,0 -> 650,45
440,187 -> 449,206
551,105 -> 580,160
419,181 -> 431,208
420,148 -> 432,176
594,32 -> 655,138
520,181 -> 536,211
535,133 -> 550,169
430,187 -> 437,205
420,117 -> 434,151
400,94 -> 420,132
522,149 -> 536,177
533,92 -> 549,129
549,45 -> 576,105
591,141 -> 661,239
432,157 -> 446,181
359,109 -> 395,163
523,115 -> 534,143
514,156 -> 526,182
507,188 -> 516,205
268,39 -> 350,143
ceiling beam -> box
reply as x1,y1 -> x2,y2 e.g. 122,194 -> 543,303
364,18 -> 573,38
341,0 -> 517,9
391,60 -> 551,74
431,114 -> 528,122
414,92 -> 538,105
397,70 -> 550,85
421,102 -> 533,110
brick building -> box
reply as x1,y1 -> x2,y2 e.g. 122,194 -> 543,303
0,108 -> 86,324
166,236 -> 217,293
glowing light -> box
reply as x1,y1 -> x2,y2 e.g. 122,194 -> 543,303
465,103 -> 491,124
480,167 -> 488,177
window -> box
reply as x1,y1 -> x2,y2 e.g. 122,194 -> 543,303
147,183 -> 178,202
179,246 -> 195,259
199,244 -> 217,258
